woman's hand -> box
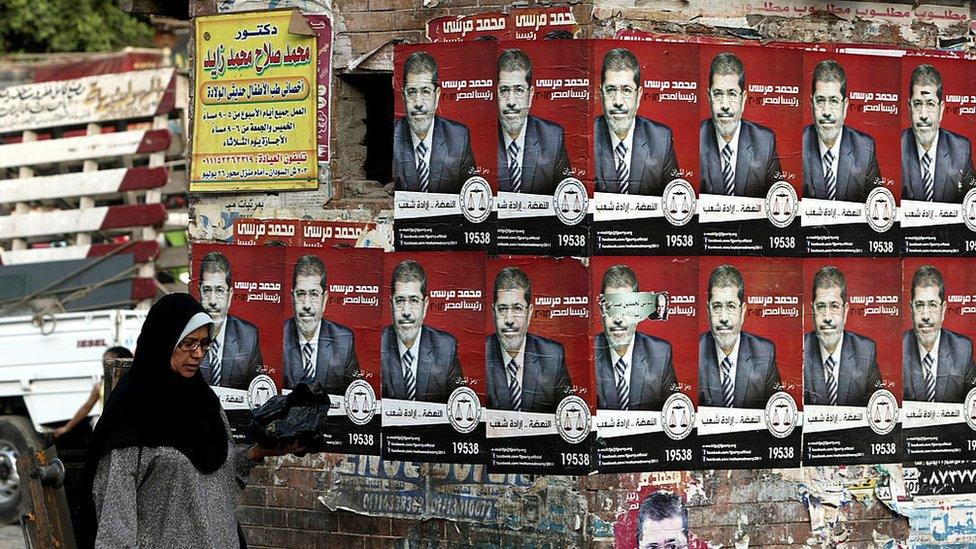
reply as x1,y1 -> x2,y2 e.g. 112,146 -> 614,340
247,440 -> 305,461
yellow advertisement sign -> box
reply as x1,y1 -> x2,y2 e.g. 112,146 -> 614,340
192,10 -> 318,192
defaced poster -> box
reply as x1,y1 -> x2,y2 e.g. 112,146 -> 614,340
696,257 -> 803,468
393,43 -> 497,251
484,256 -> 594,474
802,258 -> 902,465
591,41 -> 700,255
380,252 -> 487,463
591,256 -> 700,472
697,44 -> 803,256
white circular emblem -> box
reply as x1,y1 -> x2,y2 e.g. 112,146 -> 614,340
662,178 -> 696,226
246,374 -> 278,411
553,178 -> 588,226
344,379 -> 377,426
867,389 -> 898,435
865,187 -> 896,233
555,395 -> 591,444
963,188 -> 976,232
460,176 -> 492,224
765,181 -> 798,228
764,391 -> 798,439
447,386 -> 481,434
661,392 -> 696,440
964,387 -> 976,431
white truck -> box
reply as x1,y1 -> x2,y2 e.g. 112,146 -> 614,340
0,310 -> 145,523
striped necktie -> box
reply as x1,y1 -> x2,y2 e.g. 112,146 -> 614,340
302,342 -> 314,381
615,141 -> 630,194
507,358 -> 522,411
922,152 -> 934,202
403,349 -> 416,400
824,149 -> 836,200
615,357 -> 630,410
721,143 -> 735,196
824,355 -> 838,406
208,339 -> 221,385
508,141 -> 522,193
923,352 -> 936,402
416,141 -> 430,192
721,356 -> 735,407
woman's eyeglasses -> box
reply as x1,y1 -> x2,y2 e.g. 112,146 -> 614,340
177,337 -> 213,353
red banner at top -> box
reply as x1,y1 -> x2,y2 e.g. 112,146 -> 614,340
426,7 -> 578,43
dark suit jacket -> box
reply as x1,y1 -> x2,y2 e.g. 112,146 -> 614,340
901,128 -> 976,204
700,119 -> 782,198
486,333 -> 572,413
393,116 -> 475,193
199,316 -> 262,390
595,332 -> 678,411
594,115 -> 680,196
903,328 -> 976,403
498,115 -> 570,195
802,125 -> 881,202
381,325 -> 463,403
282,318 -> 360,393
803,331 -> 882,407
699,331 -> 781,408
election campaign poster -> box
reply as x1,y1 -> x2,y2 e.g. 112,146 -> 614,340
697,44 -> 803,257
802,258 -> 902,465
426,6 -> 579,42
192,10 -> 319,191
191,244 -> 285,441
494,40 -> 592,256
902,258 -> 976,461
485,256 -> 594,474
900,52 -> 976,256
696,257 -> 803,469
611,473 -> 702,549
282,247 -> 382,455
591,256 -> 700,472
393,42 -> 497,251
800,50 -> 901,256
380,252 -> 486,464
233,218 -> 380,248
592,41 -> 701,256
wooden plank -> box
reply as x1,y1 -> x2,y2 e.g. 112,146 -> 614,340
0,167 -> 167,203
0,241 -> 160,265
0,204 -> 166,240
0,129 -> 171,169
0,68 -> 176,133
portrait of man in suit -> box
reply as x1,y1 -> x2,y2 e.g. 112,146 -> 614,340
486,267 -> 572,413
699,265 -> 782,408
904,265 -> 976,403
394,51 -> 476,194
496,48 -> 570,195
595,47 -> 679,196
637,492 -> 690,549
595,265 -> 678,411
381,260 -> 464,403
802,60 -> 882,202
803,266 -> 882,407
700,52 -> 782,199
198,251 -> 262,390
902,64 -> 976,203
282,254 -> 360,393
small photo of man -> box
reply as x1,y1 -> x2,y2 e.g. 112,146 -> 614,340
636,491 -> 695,549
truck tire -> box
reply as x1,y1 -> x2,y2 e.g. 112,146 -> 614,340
0,415 -> 44,524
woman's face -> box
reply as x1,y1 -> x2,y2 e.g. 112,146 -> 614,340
170,326 -> 211,378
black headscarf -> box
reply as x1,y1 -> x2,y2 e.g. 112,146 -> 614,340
87,293 -> 228,475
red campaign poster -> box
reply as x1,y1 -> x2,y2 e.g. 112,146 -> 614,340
380,251 -> 486,464
281,247 -> 382,455
392,43 -> 496,251
800,50 -> 901,256
902,258 -> 976,460
191,244 -> 285,442
696,257 -> 802,469
233,218 -> 302,247
425,7 -> 578,42
495,40 -> 591,256
590,256 -> 699,472
591,41 -> 701,256
900,53 -> 976,255
484,256 -> 594,474
612,473 -> 705,549
298,220 -> 379,248
697,44 -> 803,257
801,258 -> 901,465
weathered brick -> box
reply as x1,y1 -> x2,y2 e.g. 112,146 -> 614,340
341,11 -> 396,33
338,513 -> 393,536
285,507 -> 337,531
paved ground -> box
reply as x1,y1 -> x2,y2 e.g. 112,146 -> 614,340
0,525 -> 24,548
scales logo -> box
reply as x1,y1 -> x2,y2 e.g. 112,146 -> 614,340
662,179 -> 696,226
764,391 -> 798,439
460,177 -> 492,224
866,187 -> 896,233
555,395 -> 591,444
447,387 -> 481,433
867,389 -> 898,435
765,181 -> 797,228
246,375 -> 278,411
963,188 -> 976,232
662,393 -> 695,440
553,178 -> 587,225
344,379 -> 377,426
